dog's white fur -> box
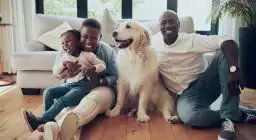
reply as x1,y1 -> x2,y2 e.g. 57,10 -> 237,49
105,21 -> 178,123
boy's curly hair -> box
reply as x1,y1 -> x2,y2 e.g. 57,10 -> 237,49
61,29 -> 81,41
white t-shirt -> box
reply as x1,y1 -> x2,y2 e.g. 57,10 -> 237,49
151,32 -> 230,94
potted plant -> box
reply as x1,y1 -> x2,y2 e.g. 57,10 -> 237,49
208,0 -> 256,89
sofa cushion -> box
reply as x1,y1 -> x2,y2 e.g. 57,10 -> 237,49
22,41 -> 48,52
37,21 -> 72,51
33,11 -> 195,48
11,51 -> 57,71
34,14 -> 84,39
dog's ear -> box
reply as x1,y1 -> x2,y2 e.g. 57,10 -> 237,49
136,27 -> 151,49
143,28 -> 150,45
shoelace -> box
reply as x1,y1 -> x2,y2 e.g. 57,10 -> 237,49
245,113 -> 256,123
223,119 -> 235,132
247,114 -> 256,119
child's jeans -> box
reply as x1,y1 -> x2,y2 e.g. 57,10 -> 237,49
41,79 -> 89,122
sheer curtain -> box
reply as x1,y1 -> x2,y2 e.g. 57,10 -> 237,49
218,16 -> 246,43
0,0 -> 35,73
217,0 -> 247,43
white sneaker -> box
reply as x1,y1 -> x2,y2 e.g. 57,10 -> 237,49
59,112 -> 79,140
43,122 -> 59,140
218,119 -> 236,140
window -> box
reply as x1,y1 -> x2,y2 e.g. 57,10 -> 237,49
177,0 -> 213,31
37,0 -> 218,34
88,0 -> 122,20
133,0 -> 167,20
44,0 -> 77,17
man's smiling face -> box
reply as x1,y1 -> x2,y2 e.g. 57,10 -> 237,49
159,10 -> 180,39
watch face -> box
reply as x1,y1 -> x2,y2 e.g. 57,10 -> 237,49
230,66 -> 236,72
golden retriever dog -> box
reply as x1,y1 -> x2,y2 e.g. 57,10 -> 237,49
105,21 -> 179,123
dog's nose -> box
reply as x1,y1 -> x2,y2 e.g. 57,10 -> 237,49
112,31 -> 118,37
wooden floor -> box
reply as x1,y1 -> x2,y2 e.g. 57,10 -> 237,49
0,86 -> 256,140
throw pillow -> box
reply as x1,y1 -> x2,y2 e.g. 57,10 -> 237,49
100,8 -> 118,47
37,21 -> 72,51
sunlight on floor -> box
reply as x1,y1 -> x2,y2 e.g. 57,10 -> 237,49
0,85 -> 13,95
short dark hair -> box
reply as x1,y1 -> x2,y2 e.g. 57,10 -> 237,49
81,18 -> 101,32
61,29 -> 81,41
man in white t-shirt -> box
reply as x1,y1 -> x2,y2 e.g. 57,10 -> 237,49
152,10 -> 256,140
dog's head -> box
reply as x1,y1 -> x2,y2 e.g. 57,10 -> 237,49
112,21 -> 151,50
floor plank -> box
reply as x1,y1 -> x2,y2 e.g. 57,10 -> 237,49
172,124 -> 220,140
80,115 -> 108,140
149,114 -> 175,140
101,115 -> 127,140
126,115 -> 150,140
0,86 -> 43,140
236,124 -> 256,140
1,86 -> 256,140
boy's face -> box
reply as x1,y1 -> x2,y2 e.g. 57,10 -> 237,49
61,32 -> 79,56
80,26 -> 101,51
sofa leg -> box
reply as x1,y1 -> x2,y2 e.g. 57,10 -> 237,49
21,88 -> 41,95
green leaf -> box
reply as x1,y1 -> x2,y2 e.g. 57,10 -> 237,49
207,0 -> 256,26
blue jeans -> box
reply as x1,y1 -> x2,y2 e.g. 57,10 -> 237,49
41,79 -> 89,122
177,51 -> 244,128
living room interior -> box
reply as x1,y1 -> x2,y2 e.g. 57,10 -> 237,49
0,0 -> 256,140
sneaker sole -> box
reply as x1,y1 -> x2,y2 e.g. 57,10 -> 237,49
59,113 -> 79,140
44,122 -> 59,140
21,108 -> 34,132
218,135 -> 236,140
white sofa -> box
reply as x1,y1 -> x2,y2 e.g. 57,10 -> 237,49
11,13 -> 201,95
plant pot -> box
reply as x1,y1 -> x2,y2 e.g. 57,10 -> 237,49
239,27 -> 256,89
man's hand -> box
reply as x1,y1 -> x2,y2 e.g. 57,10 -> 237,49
227,70 -> 244,95
82,66 -> 96,78
63,61 -> 81,73
221,40 -> 244,95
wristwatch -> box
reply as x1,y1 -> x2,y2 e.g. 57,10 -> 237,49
229,66 -> 239,73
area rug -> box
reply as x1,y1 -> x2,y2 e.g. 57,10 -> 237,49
0,75 -> 16,87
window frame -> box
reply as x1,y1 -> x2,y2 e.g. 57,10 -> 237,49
35,0 -> 218,34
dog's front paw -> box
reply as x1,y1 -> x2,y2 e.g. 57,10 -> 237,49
127,108 -> 138,117
166,116 -> 179,124
136,114 -> 150,122
105,109 -> 120,117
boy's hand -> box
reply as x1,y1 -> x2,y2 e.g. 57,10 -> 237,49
56,68 -> 81,79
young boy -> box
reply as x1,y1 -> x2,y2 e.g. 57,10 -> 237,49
21,29 -> 106,133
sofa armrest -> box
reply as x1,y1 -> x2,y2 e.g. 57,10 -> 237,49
11,51 -> 58,71
22,41 -> 48,52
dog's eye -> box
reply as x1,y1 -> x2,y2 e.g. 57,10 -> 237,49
126,24 -> 131,29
